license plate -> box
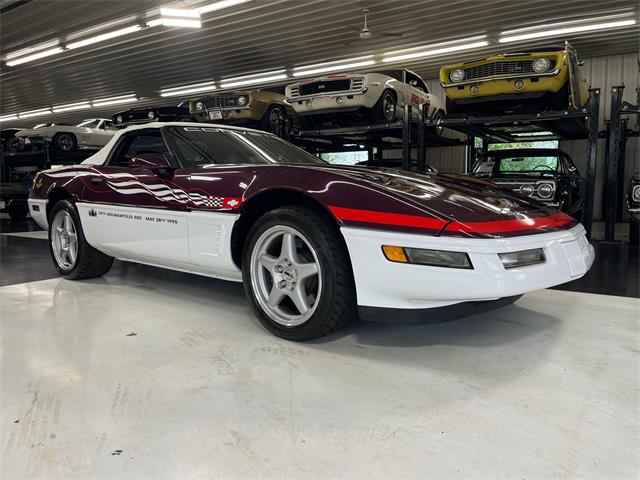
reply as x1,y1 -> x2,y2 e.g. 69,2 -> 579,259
0,201 -> 5,209
209,109 -> 223,120
562,239 -> 589,276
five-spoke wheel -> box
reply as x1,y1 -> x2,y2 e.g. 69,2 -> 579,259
51,210 -> 78,270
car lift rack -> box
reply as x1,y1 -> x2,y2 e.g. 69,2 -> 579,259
602,84 -> 640,241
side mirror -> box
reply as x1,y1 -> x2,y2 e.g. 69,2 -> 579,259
129,153 -> 171,169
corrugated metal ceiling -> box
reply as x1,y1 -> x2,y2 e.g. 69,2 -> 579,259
1,0 -> 638,127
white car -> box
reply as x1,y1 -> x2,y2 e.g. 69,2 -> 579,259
285,69 -> 446,130
16,118 -> 115,152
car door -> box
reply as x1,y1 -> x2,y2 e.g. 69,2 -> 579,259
76,129 -> 191,265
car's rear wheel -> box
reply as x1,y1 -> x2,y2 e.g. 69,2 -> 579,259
242,206 -> 355,341
260,105 -> 287,137
7,202 -> 28,221
53,133 -> 77,152
49,200 -> 114,279
431,110 -> 445,135
371,89 -> 397,123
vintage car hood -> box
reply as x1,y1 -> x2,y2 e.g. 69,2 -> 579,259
314,165 -> 556,223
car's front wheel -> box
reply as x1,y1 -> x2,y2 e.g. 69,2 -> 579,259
371,89 -> 397,123
53,133 -> 77,152
49,200 -> 114,279
260,105 -> 287,137
242,206 -> 355,341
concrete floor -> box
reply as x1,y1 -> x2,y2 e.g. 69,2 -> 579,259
1,263 -> 638,479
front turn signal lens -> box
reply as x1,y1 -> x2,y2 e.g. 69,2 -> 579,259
382,245 -> 408,263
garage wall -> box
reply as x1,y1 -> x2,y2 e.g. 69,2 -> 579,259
386,52 -> 640,220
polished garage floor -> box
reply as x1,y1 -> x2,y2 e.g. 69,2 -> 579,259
1,218 -> 639,479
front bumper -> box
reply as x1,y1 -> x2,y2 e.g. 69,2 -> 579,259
27,198 -> 48,229
342,223 -> 594,310
289,93 -> 373,115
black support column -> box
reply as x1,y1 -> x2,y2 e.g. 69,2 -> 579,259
582,88 -> 600,240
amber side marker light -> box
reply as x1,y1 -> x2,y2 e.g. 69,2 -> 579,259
382,245 -> 473,269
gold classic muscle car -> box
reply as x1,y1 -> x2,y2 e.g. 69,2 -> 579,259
440,42 -> 590,114
189,89 -> 297,137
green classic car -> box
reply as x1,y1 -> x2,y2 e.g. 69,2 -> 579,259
189,89 -> 297,137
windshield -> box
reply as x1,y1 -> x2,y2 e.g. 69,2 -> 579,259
77,119 -> 100,128
474,155 -> 559,174
164,126 -> 326,167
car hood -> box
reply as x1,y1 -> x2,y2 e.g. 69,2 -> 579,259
315,165 -> 556,223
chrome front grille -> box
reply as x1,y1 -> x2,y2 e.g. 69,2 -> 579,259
464,59 -> 556,81
351,78 -> 364,90
204,97 -> 241,108
292,77 -> 365,98
288,85 -> 300,98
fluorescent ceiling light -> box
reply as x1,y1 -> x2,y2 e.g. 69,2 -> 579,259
52,102 -> 92,113
383,40 -> 489,63
499,19 -> 637,43
160,82 -> 217,97
293,57 -> 376,77
198,0 -> 251,14
161,18 -> 202,28
67,25 -> 142,50
6,47 -> 65,66
220,69 -> 288,88
500,12 -> 636,35
0,115 -> 19,123
92,95 -> 138,107
146,18 -> 163,27
4,39 -> 60,61
19,108 -> 52,118
160,8 -> 201,18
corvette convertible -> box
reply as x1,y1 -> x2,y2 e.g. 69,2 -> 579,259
28,122 -> 594,340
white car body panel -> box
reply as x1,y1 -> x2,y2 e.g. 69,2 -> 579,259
286,72 -> 446,119
342,223 -> 594,310
16,118 -> 115,149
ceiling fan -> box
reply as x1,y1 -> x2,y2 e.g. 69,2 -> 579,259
348,8 -> 404,41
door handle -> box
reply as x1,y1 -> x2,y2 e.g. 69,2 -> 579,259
90,176 -> 103,185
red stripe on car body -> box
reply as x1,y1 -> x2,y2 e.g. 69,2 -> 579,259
329,206 -> 574,235
445,212 -> 574,234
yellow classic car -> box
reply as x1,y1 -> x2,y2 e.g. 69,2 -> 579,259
189,89 -> 297,137
440,42 -> 590,114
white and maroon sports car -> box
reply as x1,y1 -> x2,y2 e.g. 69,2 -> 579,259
29,122 -> 594,340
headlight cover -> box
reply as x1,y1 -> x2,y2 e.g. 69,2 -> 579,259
520,184 -> 535,196
532,57 -> 551,73
382,245 -> 473,269
237,96 -> 248,106
147,110 -> 156,120
536,183 -> 555,199
116,115 -> 123,124
195,102 -> 204,111
632,185 -> 640,203
499,248 -> 546,269
449,68 -> 465,83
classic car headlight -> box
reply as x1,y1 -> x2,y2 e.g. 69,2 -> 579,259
237,96 -> 248,106
195,102 -> 204,111
116,115 -> 123,124
382,245 -> 473,269
532,57 -> 551,73
449,69 -> 465,83
520,184 -> 535,196
537,183 -> 555,199
632,185 -> 640,203
147,111 -> 156,120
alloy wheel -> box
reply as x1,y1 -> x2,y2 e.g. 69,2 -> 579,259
57,134 -> 74,151
250,225 -> 322,327
51,210 -> 78,270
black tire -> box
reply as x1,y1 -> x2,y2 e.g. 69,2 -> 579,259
242,206 -> 356,341
7,202 -> 28,221
48,199 -> 114,280
371,89 -> 397,123
260,105 -> 287,137
53,132 -> 77,152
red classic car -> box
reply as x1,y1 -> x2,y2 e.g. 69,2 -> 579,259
29,123 -> 594,340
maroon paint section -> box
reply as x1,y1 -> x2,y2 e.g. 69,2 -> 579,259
31,162 -> 577,239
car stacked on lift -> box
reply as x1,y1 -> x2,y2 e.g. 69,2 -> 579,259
15,118 -> 116,151
285,69 -> 446,130
113,105 -> 193,128
440,42 -> 590,114
189,89 -> 295,137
